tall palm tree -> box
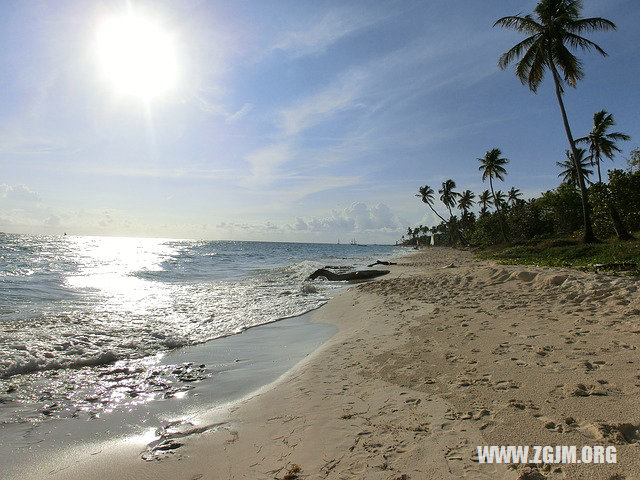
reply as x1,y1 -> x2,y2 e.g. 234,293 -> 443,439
556,148 -> 593,187
478,148 -> 509,241
494,0 -> 616,243
507,187 -> 523,206
478,190 -> 493,216
576,110 -> 630,183
416,185 -> 448,224
439,179 -> 460,217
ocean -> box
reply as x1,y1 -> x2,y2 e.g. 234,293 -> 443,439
0,233 -> 401,425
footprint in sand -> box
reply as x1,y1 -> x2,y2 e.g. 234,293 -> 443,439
580,422 -> 640,444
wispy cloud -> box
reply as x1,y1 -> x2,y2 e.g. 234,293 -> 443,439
0,135 -> 68,156
266,8 -> 387,59
191,94 -> 254,124
280,71 -> 366,136
243,142 -> 294,186
225,103 -> 254,124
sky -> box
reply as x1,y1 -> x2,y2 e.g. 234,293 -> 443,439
1,0 -> 639,243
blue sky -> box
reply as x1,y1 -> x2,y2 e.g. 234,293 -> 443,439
1,0 -> 639,243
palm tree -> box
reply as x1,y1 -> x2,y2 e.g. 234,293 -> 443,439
478,148 -> 509,241
457,190 -> 475,215
416,185 -> 448,224
577,111 -> 633,240
439,180 -> 460,217
576,110 -> 630,183
438,180 -> 468,245
478,190 -> 493,216
494,190 -> 507,210
507,187 -> 523,206
494,0 -> 616,243
557,148 -> 593,187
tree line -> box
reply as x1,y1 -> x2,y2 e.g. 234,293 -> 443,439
407,0 -> 639,247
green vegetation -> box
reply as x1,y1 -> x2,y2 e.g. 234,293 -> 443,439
481,236 -> 640,271
402,1 -> 640,270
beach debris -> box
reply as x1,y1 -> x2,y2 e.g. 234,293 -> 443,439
593,261 -> 638,273
307,268 -> 390,281
301,284 -> 319,294
142,420 -> 226,461
367,260 -> 397,267
282,464 -> 303,480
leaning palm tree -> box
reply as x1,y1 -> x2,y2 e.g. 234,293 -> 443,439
494,0 -> 616,243
478,148 -> 509,241
478,190 -> 493,216
416,185 -> 448,224
576,110 -> 630,183
507,187 -> 523,206
556,148 -> 593,187
457,190 -> 476,215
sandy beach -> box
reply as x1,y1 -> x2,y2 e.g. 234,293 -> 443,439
21,248 -> 640,480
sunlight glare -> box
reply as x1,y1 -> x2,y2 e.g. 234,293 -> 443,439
96,14 -> 178,98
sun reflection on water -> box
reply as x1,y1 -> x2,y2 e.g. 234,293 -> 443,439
64,236 -> 177,315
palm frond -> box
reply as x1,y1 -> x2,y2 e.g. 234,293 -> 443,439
552,43 -> 584,87
568,17 -> 616,33
564,32 -> 608,56
497,34 -> 539,69
493,15 -> 541,33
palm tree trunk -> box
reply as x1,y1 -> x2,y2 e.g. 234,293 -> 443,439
489,178 -> 508,242
429,205 -> 448,224
549,58 -> 596,243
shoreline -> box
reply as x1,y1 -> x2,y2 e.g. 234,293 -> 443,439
1,309 -> 337,479
10,248 -> 640,479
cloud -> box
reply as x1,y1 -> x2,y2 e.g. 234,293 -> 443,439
225,103 -> 254,124
0,184 -> 41,202
0,135 -> 68,156
280,72 -> 365,136
44,214 -> 61,227
267,8 -> 385,59
192,95 -> 254,124
290,202 -> 404,233
243,142 -> 294,186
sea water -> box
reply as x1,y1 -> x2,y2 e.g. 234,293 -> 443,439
0,233 -> 401,424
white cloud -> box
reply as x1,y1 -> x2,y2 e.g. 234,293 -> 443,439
192,95 -> 254,124
280,72 -> 365,136
290,202 -> 404,234
225,103 -> 254,124
0,184 -> 41,202
243,142 -> 294,186
0,135 -> 68,156
267,9 -> 384,59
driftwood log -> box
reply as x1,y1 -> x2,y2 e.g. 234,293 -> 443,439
307,268 -> 390,281
367,260 -> 397,267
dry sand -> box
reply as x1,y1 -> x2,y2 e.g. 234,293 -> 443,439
36,248 -> 640,479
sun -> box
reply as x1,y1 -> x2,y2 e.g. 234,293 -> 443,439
96,14 -> 178,98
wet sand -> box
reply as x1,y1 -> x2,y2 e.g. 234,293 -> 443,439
12,248 -> 640,479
